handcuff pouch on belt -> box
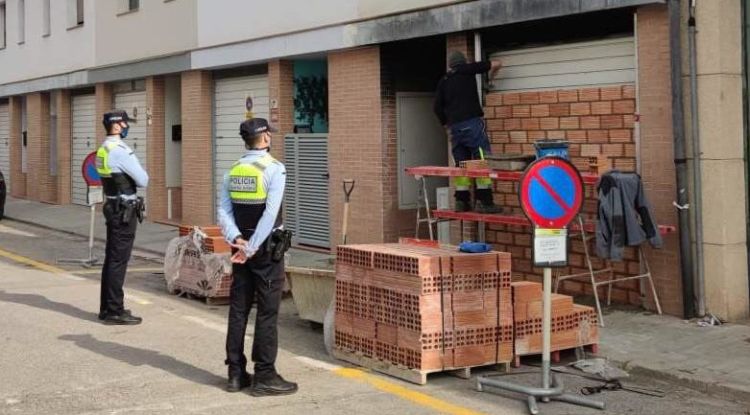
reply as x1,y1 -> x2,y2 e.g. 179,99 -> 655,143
270,229 -> 293,262
119,196 -> 145,224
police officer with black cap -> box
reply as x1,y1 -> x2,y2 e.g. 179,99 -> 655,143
218,118 -> 297,396
96,110 -> 148,325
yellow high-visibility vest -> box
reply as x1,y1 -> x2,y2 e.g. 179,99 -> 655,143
228,154 -> 275,205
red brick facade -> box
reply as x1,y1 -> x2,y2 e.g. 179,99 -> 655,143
146,76 -> 167,220
9,96 -> 26,198
268,60 -> 295,162
180,70 -> 214,226
26,93 -> 57,203
56,90 -> 72,205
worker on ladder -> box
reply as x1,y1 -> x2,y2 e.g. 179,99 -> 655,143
434,51 -> 502,213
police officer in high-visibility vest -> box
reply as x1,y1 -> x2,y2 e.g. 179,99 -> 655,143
96,110 -> 148,325
218,118 -> 297,396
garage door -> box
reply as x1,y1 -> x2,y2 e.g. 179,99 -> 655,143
71,94 -> 95,206
213,75 -> 269,219
0,103 -> 9,192
489,36 -> 635,92
114,91 -> 148,203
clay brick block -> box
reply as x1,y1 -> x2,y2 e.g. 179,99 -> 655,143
486,93 -> 503,106
612,100 -> 636,114
496,105 -> 512,119
531,104 -> 550,117
558,90 -> 578,102
454,345 -> 496,367
600,86 -> 623,101
511,281 -> 542,302
580,116 -> 601,129
549,103 -> 570,117
510,131 -> 528,142
609,129 -> 632,142
622,85 -> 636,99
560,117 -> 580,130
484,107 -> 495,118
602,144 -> 624,157
521,118 -> 540,130
540,117 -> 559,130
539,91 -> 559,103
513,105 -> 531,118
566,130 -> 588,142
503,93 -> 521,105
520,92 -> 540,104
570,102 -> 591,116
504,118 -> 521,131
376,323 -> 398,345
587,130 -> 609,143
528,130 -> 546,140
624,144 -> 636,157
546,130 -> 565,140
591,101 -> 613,115
623,114 -> 636,128
580,144 -> 601,157
487,119 -> 505,131
600,115 -> 624,129
579,88 -> 600,102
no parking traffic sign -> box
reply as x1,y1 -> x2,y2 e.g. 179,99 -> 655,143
519,157 -> 584,267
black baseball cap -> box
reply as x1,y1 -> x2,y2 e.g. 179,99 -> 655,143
240,118 -> 277,139
103,110 -> 132,125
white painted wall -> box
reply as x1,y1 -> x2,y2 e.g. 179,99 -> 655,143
0,0 -> 95,85
196,0 -> 462,48
94,0 -> 197,67
164,75 -> 181,188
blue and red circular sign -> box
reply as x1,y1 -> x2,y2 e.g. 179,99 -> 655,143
82,151 -> 101,187
520,157 -> 583,228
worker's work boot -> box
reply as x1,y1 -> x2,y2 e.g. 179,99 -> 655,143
455,200 -> 471,212
475,200 -> 503,214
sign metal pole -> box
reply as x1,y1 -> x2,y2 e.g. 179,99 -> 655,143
476,157 -> 603,414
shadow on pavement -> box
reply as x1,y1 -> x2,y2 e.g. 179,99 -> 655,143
0,290 -> 98,322
59,334 -> 226,388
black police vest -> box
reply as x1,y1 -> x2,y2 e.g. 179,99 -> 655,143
102,173 -> 137,197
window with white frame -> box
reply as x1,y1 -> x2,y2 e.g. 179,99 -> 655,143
67,0 -> 83,28
0,2 -> 6,49
17,0 -> 24,43
42,0 -> 50,36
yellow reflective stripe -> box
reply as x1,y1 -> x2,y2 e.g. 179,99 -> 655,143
95,142 -> 118,177
455,176 -> 471,187
229,162 -> 267,201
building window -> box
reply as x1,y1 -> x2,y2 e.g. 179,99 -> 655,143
119,0 -> 139,14
42,0 -> 50,36
67,0 -> 83,28
0,2 -> 6,49
17,0 -> 24,44
129,0 -> 139,10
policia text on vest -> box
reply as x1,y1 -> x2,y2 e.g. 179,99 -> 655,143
95,111 -> 149,326
218,117 -> 297,396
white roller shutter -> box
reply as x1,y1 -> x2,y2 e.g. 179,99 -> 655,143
490,37 -> 635,91
0,103 -> 9,191
114,91 -> 148,203
213,75 -> 269,219
71,94 -> 95,206
284,134 -> 330,248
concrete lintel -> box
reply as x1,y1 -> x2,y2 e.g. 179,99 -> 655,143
0,71 -> 88,97
88,53 -> 192,84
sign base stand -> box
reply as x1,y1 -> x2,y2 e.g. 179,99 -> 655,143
476,268 -> 604,414
57,203 -> 102,269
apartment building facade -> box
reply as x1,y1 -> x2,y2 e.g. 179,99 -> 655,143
0,0 -> 747,321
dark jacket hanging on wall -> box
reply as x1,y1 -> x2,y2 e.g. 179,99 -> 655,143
596,171 -> 663,261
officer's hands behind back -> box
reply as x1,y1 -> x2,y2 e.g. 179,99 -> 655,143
230,238 -> 249,264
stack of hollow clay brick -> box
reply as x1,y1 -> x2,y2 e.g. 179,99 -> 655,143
333,242 -> 513,384
178,225 -> 231,254
512,281 -> 599,366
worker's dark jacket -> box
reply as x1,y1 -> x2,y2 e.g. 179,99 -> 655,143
595,171 -> 662,261
433,61 -> 491,126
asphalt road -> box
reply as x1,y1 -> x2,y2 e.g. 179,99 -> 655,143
0,219 -> 747,415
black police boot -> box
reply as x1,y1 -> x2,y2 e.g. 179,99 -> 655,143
98,308 -> 131,321
475,189 -> 503,214
227,371 -> 252,393
103,311 -> 142,325
250,373 -> 298,396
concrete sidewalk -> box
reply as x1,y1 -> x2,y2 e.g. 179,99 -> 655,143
2,197 -> 749,405
2,196 -> 334,268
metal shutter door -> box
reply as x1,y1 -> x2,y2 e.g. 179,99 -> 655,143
284,134 -> 330,248
0,103 -> 9,192
114,91 -> 148,203
490,37 -> 636,91
71,94 -> 95,205
213,75 -> 269,219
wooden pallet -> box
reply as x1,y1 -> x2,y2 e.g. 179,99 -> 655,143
169,288 -> 230,305
333,348 -> 511,385
512,343 -> 599,368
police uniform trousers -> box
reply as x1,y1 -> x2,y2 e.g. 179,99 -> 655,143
225,241 -> 284,380
99,199 -> 138,316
